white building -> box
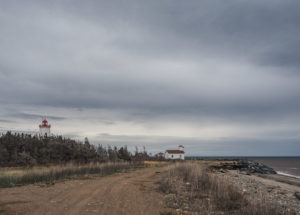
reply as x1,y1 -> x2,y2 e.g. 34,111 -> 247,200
165,145 -> 185,160
39,119 -> 51,137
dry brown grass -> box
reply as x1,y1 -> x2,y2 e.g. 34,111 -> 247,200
158,162 -> 296,215
144,161 -> 168,167
0,161 -> 144,188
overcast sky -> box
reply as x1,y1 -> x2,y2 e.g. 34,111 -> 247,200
0,0 -> 300,156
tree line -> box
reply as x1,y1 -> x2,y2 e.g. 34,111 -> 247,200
0,132 -> 153,166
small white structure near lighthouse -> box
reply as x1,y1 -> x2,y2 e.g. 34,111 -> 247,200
165,145 -> 185,160
39,118 -> 51,137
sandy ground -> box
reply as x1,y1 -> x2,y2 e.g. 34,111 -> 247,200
0,166 -> 169,215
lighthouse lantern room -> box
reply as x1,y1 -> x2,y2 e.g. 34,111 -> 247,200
39,119 -> 51,137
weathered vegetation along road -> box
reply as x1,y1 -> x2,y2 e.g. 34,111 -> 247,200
0,165 -> 168,215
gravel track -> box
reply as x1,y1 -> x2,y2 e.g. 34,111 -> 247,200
0,166 -> 167,215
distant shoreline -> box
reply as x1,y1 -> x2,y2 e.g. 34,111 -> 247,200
187,156 -> 300,179
277,171 -> 300,179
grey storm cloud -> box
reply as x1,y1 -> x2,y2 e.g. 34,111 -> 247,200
9,113 -> 66,120
0,119 -> 14,123
0,0 -> 300,155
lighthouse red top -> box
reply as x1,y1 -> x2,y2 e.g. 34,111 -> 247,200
39,119 -> 51,128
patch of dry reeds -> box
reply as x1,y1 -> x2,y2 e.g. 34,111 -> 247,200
0,162 -> 143,188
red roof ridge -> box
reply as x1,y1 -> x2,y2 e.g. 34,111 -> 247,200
166,150 -> 184,154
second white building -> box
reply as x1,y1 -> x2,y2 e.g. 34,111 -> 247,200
165,146 -> 185,160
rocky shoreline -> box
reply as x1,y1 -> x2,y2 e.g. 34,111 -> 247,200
212,160 -> 300,214
159,161 -> 300,214
218,171 -> 300,214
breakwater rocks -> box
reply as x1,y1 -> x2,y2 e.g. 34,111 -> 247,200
237,160 -> 276,174
214,159 -> 277,174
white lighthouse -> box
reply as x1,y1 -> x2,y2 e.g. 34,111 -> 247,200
39,118 -> 51,137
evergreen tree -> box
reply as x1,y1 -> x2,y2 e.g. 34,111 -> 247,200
0,132 -> 151,166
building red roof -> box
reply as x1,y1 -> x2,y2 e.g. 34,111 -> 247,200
166,150 -> 184,154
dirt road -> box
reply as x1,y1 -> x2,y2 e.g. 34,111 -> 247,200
0,166 -> 169,215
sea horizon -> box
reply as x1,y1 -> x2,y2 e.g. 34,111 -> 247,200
187,156 -> 300,179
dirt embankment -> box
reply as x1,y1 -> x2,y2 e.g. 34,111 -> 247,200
0,166 -> 170,215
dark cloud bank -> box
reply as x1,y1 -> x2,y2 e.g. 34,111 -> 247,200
0,0 -> 300,155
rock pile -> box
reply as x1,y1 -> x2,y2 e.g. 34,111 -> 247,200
214,160 -> 277,174
237,160 -> 276,174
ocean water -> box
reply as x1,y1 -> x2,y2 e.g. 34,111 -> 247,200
252,157 -> 300,179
